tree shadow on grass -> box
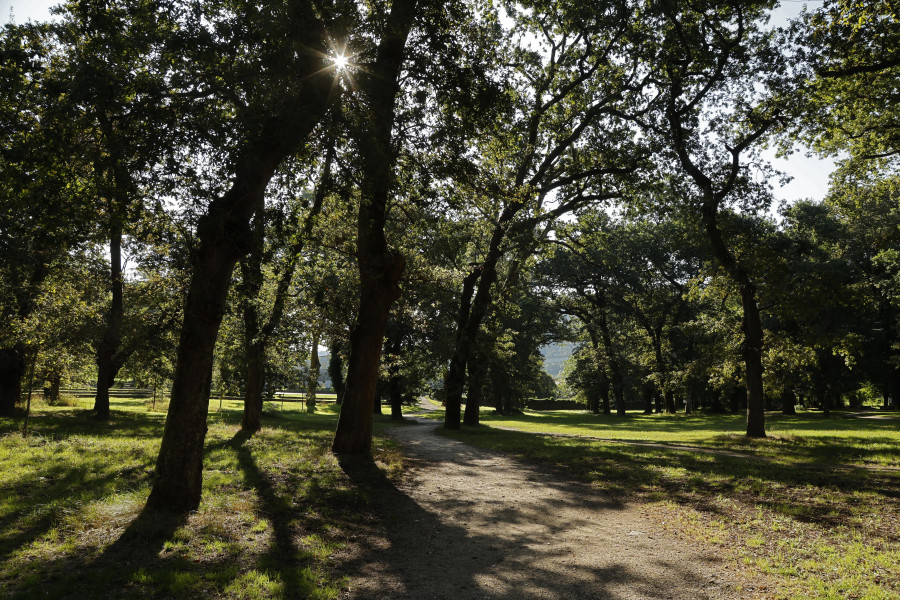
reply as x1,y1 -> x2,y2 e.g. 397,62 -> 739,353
0,461 -> 151,565
4,504 -> 187,599
0,410 -> 165,571
227,428 -> 325,599
473,427 -> 900,541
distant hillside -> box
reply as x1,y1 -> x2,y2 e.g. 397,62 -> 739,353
540,342 -> 575,379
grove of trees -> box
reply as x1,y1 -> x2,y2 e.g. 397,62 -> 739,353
1,0 -> 897,512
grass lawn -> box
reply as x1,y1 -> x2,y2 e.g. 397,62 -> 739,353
0,395 -> 401,600
439,408 -> 900,600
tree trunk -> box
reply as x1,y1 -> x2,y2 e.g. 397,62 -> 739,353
240,136 -> 331,428
242,344 -> 265,431
389,379 -> 403,421
463,344 -> 485,425
383,323 -> 404,422
781,389 -> 797,415
739,283 -> 766,436
0,346 -> 24,416
328,340 -> 346,405
651,334 -> 667,415
600,378 -> 612,415
146,156 -> 279,511
334,246 -> 404,452
240,217 -> 265,432
332,0 -> 417,456
596,312 -> 626,417
307,330 -> 321,414
374,377 -> 385,415
144,4 -> 333,510
445,197 -> 530,430
444,268 -> 483,429
94,223 -> 124,420
700,201 -> 766,437
22,351 -> 36,436
665,389 -> 677,414
584,327 -> 610,415
387,338 -> 404,422
814,370 -> 830,416
47,371 -> 62,404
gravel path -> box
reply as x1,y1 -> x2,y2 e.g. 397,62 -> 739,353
338,418 -> 750,600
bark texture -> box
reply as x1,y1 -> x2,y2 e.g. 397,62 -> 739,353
333,0 -> 418,455
94,223 -> 124,420
147,153 -> 281,511
146,6 -> 334,510
700,202 -> 766,437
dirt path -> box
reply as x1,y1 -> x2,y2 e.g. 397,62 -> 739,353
338,418 -> 753,600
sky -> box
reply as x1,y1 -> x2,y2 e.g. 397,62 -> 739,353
0,0 -> 57,24
2,0 -> 835,203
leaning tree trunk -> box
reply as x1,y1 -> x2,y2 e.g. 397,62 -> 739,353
144,2 -> 333,512
333,0 -> 418,456
146,153 -> 281,511
94,222 -> 124,420
240,139 -> 331,431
